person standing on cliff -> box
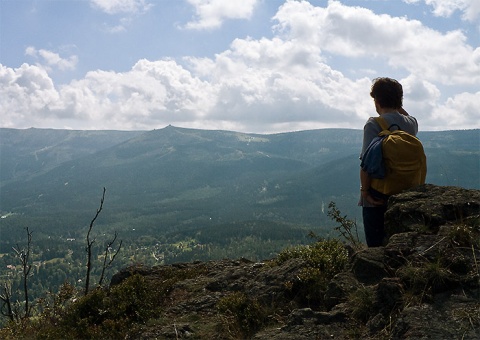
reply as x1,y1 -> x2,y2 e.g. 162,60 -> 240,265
359,77 -> 425,247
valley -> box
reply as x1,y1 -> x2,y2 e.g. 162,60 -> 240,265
0,126 -> 478,306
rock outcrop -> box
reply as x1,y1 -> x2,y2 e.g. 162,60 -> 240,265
111,184 -> 479,339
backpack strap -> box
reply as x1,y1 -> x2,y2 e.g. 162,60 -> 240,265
375,117 -> 403,134
374,117 -> 390,132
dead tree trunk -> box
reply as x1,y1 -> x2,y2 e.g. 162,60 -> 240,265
84,187 -> 106,296
12,227 -> 33,319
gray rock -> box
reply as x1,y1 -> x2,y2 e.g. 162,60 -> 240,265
385,184 -> 480,237
350,247 -> 387,285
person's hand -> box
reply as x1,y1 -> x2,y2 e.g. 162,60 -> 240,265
361,190 -> 386,206
398,107 -> 409,116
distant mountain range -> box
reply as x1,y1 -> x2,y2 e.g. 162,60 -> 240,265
1,126 -> 478,238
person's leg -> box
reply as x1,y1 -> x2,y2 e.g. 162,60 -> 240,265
362,206 -> 387,247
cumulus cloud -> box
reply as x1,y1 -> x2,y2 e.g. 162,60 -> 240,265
273,0 -> 480,85
1,0 -> 479,132
404,0 -> 480,22
0,64 -> 59,126
0,60 -> 217,130
430,91 -> 480,129
184,0 -> 259,30
25,47 -> 78,72
184,34 -> 370,131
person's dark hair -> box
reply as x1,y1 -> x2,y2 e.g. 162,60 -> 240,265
370,77 -> 403,108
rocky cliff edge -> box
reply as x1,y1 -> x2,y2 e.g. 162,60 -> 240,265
110,184 -> 479,339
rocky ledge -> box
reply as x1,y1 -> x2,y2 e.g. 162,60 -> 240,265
111,184 -> 479,339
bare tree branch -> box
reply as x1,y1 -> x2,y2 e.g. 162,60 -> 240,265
98,232 -> 123,287
12,227 -> 33,319
85,187 -> 106,296
0,282 -> 15,322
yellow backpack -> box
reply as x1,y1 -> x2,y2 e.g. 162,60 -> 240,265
370,117 -> 427,196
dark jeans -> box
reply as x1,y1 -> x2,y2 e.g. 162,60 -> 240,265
363,206 -> 387,247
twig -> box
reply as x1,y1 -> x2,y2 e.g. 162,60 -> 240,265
174,322 -> 179,340
419,237 -> 446,255
98,232 -> 123,287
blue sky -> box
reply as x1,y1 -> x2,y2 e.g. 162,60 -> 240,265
1,0 -> 479,133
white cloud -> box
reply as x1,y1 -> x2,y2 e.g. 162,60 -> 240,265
0,64 -> 59,127
430,91 -> 480,129
396,74 -> 480,131
182,31 -> 370,131
90,0 -> 152,32
1,1 -> 479,132
0,59 -> 217,130
90,0 -> 152,15
25,47 -> 78,72
404,0 -> 480,22
63,59 -> 216,128
184,0 -> 259,30
400,75 -> 441,124
273,0 -> 480,85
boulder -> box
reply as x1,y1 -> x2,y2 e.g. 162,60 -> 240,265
385,184 -> 480,237
350,247 -> 387,285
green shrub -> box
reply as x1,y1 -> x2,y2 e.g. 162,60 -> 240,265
328,201 -> 363,250
36,274 -> 161,339
65,288 -> 108,326
107,274 -> 159,322
276,238 -> 348,304
277,239 -> 348,282
3,263 -> 211,339
217,292 -> 268,338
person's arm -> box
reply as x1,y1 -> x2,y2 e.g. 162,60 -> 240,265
398,107 -> 409,116
398,107 -> 418,135
360,168 -> 385,206
360,168 -> 371,195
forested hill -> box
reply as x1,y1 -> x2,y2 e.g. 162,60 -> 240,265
1,126 -> 478,230
1,125 -> 478,201
1,126 -> 367,239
